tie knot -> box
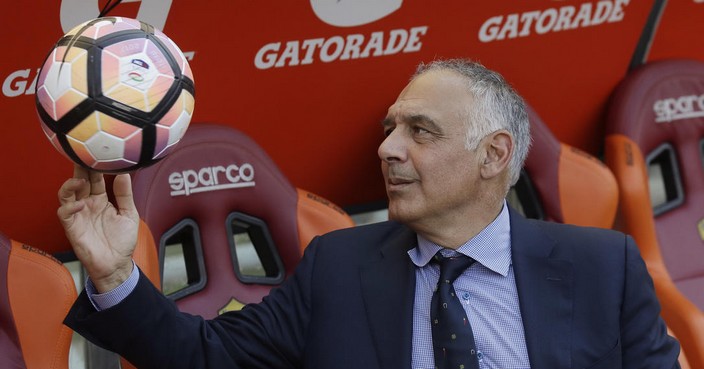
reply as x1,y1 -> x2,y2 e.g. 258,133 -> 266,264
432,252 -> 475,284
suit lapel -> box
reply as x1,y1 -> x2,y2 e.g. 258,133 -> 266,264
510,209 -> 574,369
360,224 -> 417,369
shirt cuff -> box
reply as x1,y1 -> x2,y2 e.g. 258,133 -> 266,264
85,260 -> 139,311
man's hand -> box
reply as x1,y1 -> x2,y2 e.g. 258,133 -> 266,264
57,165 -> 140,293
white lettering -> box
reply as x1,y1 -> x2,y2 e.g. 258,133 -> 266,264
255,42 -> 281,69
536,9 -> 558,34
592,1 -> 613,25
555,6 -> 576,32
571,3 -> 593,28
198,166 -> 216,186
168,171 -> 184,192
403,26 -> 427,53
608,0 -> 630,23
213,165 -> 226,184
653,93 -> 704,123
169,163 -> 256,196
519,11 -> 541,37
301,38 -> 324,65
182,169 -> 198,195
361,31 -> 385,58
340,34 -> 364,60
3,69 -> 39,97
239,163 -> 254,182
497,14 -> 518,40
384,29 -> 408,55
478,15 -> 503,42
275,41 -> 301,68
478,0 -> 630,43
320,36 -> 345,62
254,26 -> 428,69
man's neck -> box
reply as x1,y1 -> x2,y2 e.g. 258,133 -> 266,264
412,200 -> 505,249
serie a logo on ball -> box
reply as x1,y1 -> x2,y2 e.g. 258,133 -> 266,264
36,17 -> 195,173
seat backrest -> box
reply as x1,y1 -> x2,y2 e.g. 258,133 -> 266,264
604,59 -> 704,369
518,105 -> 692,367
0,232 -> 76,369
130,123 -> 354,319
512,104 -> 618,229
605,59 -> 704,307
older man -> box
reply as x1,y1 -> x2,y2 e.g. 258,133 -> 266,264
60,59 -> 680,368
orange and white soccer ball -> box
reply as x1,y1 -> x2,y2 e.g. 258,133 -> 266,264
36,17 -> 195,173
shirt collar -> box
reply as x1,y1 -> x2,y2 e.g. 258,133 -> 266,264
407,201 -> 512,276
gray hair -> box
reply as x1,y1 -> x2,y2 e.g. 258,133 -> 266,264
412,59 -> 531,186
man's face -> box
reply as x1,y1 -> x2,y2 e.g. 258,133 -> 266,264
379,70 -> 486,228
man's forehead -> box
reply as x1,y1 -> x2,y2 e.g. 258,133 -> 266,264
384,109 -> 433,124
384,97 -> 435,124
387,81 -> 437,116
386,81 -> 470,121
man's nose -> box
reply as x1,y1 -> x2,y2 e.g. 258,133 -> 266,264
378,128 -> 406,163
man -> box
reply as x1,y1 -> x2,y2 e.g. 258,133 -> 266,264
59,59 -> 680,368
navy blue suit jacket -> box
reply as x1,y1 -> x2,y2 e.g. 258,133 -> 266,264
65,209 -> 680,368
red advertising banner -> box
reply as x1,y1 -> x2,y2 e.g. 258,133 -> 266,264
3,0 -> 698,253
648,0 -> 704,62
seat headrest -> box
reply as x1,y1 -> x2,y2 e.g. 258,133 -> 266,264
523,105 -> 618,228
131,124 -> 301,318
607,59 -> 704,151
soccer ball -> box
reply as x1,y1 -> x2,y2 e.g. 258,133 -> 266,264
36,17 -> 195,173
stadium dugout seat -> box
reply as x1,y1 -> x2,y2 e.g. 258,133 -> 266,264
604,59 -> 704,369
509,104 -> 619,229
0,231 -> 75,369
130,123 -> 355,319
511,104 -> 691,368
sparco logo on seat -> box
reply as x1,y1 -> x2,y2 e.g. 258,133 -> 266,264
653,93 -> 704,123
169,163 -> 255,197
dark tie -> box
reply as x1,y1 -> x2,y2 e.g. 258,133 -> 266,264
431,252 -> 479,369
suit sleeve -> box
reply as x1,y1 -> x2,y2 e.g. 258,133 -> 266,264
620,235 -> 681,369
64,236 -> 321,369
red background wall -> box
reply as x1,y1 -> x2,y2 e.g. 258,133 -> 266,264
1,0 -> 701,254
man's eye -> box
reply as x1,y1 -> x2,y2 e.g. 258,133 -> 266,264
383,128 -> 394,137
414,127 -> 430,134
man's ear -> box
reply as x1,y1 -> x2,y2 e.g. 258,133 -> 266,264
480,130 -> 513,179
